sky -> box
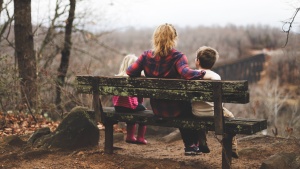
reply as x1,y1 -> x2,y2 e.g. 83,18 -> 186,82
27,0 -> 300,31
85,0 -> 299,30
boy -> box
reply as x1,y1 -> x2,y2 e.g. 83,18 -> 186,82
192,46 -> 239,158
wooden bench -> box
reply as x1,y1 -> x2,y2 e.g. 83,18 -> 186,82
76,75 -> 267,169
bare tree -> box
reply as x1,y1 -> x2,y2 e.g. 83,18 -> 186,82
286,101 -> 300,138
14,0 -> 37,109
55,0 -> 75,114
0,0 -> 3,12
36,0 -> 69,69
254,77 -> 289,136
0,0 -> 14,44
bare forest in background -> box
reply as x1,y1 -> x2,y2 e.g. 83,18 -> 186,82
0,0 -> 300,138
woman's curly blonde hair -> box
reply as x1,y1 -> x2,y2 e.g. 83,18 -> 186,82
152,23 -> 178,57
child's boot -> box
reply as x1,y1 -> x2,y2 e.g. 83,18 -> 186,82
125,123 -> 137,144
136,124 -> 147,144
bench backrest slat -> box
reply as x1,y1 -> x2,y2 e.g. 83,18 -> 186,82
76,76 -> 249,104
77,76 -> 248,91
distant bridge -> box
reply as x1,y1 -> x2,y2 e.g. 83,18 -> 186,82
212,53 -> 265,84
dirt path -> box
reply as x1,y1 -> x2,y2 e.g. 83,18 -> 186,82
1,129 -> 300,169
113,131 -> 300,169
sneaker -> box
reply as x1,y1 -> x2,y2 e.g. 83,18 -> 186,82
198,145 -> 210,153
184,145 -> 201,156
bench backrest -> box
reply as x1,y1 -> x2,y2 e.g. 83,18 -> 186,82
76,75 -> 249,103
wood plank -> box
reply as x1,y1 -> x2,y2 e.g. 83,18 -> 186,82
213,82 -> 224,135
102,108 -> 267,135
76,76 -> 248,92
97,86 -> 249,103
75,85 -> 249,103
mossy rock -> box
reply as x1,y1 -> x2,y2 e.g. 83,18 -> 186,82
32,106 -> 99,149
27,127 -> 51,145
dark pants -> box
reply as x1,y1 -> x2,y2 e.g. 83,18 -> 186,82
114,103 -> 146,112
177,101 -> 200,148
114,103 -> 146,125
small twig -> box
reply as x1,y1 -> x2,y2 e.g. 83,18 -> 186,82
21,87 -> 37,123
118,159 -> 125,165
111,159 -> 125,168
272,126 -> 278,137
282,7 -> 300,47
0,98 -> 7,113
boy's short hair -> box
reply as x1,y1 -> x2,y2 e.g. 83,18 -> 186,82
196,46 -> 219,69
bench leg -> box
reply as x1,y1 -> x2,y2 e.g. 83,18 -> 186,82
222,133 -> 233,169
104,121 -> 114,154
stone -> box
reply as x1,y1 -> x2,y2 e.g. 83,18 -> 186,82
161,129 -> 181,143
27,127 -> 51,145
32,106 -> 99,149
260,152 -> 300,169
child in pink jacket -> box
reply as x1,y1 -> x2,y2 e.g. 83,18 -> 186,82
112,54 -> 147,144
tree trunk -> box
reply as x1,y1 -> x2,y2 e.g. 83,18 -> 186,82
0,0 -> 3,14
55,0 -> 76,114
14,0 -> 37,108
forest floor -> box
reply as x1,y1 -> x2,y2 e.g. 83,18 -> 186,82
1,128 -> 300,169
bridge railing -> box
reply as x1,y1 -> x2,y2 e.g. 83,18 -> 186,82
213,54 -> 265,84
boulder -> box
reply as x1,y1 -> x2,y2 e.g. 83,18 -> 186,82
260,152 -> 300,169
30,106 -> 99,149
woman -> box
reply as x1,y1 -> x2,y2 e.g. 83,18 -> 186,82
126,23 -> 210,155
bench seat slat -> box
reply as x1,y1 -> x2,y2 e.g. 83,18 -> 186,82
102,107 -> 267,135
76,76 -> 248,92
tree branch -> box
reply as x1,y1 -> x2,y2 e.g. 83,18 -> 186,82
282,7 -> 300,47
